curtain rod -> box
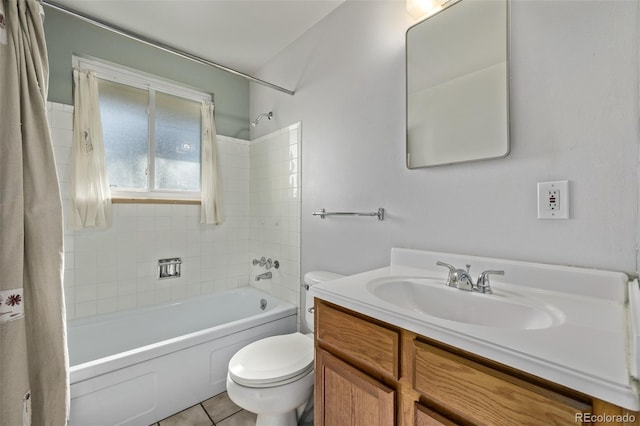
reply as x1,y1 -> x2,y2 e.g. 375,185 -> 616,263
41,0 -> 295,96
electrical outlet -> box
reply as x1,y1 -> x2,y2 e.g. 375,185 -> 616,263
537,180 -> 569,219
547,189 -> 559,210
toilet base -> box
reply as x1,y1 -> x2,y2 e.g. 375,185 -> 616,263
256,411 -> 297,426
226,371 -> 314,425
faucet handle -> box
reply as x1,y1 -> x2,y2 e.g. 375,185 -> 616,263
476,270 -> 504,294
436,261 -> 458,287
264,258 -> 280,270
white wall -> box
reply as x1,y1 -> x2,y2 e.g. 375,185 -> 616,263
250,0 -> 640,276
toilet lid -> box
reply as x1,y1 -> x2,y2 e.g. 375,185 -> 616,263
304,271 -> 345,286
228,332 -> 314,387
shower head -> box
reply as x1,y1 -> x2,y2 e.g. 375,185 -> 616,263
251,111 -> 273,127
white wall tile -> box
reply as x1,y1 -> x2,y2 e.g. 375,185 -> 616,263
97,283 -> 118,299
75,301 -> 97,318
75,285 -> 98,303
52,104 -> 300,320
98,297 -> 119,315
51,103 -> 256,318
249,124 -> 301,307
117,294 -> 137,311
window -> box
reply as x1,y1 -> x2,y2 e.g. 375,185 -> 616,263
74,56 -> 211,201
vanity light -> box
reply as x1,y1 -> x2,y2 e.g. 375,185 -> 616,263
406,0 -> 441,19
406,0 -> 457,20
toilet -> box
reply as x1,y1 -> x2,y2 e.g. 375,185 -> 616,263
226,271 -> 344,426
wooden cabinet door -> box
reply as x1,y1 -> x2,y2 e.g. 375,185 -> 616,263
415,403 -> 460,426
316,348 -> 395,426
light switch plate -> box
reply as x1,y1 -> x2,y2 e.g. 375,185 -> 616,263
537,180 -> 569,219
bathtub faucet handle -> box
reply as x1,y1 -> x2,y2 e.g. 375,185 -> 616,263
264,258 -> 280,270
252,257 -> 268,267
252,257 -> 280,269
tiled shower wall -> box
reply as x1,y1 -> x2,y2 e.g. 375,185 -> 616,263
249,124 -> 301,306
49,101 -> 286,320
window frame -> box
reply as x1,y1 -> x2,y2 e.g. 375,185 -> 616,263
73,55 -> 212,203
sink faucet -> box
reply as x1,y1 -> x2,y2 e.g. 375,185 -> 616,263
436,261 -> 504,294
255,271 -> 272,281
436,261 -> 473,289
475,270 -> 504,294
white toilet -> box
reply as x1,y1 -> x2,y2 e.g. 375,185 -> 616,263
226,271 -> 344,426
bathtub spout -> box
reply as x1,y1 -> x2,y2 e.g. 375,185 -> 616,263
255,271 -> 272,281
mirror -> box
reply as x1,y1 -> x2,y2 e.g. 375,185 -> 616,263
406,0 -> 509,168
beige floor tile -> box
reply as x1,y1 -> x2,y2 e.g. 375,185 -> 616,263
159,405 -> 213,426
216,410 -> 257,426
202,392 -> 242,423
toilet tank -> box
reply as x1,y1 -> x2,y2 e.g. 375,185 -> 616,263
303,271 -> 344,332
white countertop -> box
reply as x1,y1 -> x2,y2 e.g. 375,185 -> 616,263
310,248 -> 640,411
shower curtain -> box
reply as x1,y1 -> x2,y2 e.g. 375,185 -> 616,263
0,0 -> 69,425
201,102 -> 225,224
71,68 -> 112,229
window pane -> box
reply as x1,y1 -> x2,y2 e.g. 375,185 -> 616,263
154,92 -> 201,192
98,80 -> 149,190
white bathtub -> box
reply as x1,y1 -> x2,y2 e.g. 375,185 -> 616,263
67,287 -> 297,426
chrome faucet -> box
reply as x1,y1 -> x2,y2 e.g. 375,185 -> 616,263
255,271 -> 272,281
252,257 -> 280,270
436,261 -> 504,294
475,269 -> 504,294
436,261 -> 469,288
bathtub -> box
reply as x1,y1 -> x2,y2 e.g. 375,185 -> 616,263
67,286 -> 297,426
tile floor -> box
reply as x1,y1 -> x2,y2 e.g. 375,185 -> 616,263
152,392 -> 256,426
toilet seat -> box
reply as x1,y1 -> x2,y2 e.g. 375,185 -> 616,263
228,332 -> 314,388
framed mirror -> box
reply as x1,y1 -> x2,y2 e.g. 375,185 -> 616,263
406,0 -> 509,168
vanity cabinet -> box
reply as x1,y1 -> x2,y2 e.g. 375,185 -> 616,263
314,300 -> 640,426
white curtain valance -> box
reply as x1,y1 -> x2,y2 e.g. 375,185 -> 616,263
200,102 -> 225,225
71,68 -> 112,229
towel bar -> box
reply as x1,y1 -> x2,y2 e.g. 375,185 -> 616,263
312,208 -> 384,221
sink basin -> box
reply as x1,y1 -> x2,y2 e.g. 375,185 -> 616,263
367,277 -> 563,330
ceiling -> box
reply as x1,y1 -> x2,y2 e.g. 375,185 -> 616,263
50,0 -> 345,75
